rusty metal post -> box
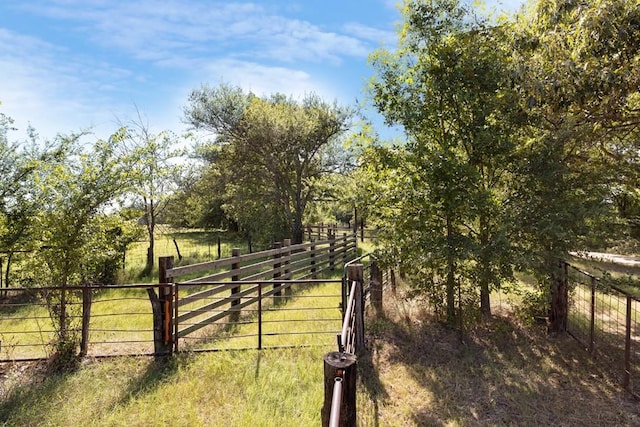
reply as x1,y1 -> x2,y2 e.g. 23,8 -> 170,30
624,295 -> 632,391
590,276 -> 596,353
80,284 -> 92,356
258,283 -> 262,350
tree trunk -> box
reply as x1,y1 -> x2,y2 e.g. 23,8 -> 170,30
292,218 -> 304,245
549,260 -> 568,333
479,214 -> 491,318
446,215 -> 456,325
144,232 -> 155,275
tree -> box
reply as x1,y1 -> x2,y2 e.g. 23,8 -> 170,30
118,113 -> 182,275
20,132 -> 132,357
0,107 -> 64,288
184,84 -> 352,244
368,0 -> 524,321
508,0 -> 640,330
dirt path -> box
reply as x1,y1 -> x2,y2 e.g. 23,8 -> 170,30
576,251 -> 640,267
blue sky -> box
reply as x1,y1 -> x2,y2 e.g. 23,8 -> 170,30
0,0 -> 525,142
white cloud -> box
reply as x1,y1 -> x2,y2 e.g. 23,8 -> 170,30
198,59 -> 336,100
14,0 -> 376,64
0,0 -> 396,140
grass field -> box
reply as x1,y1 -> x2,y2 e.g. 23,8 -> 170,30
0,280 -> 343,426
3,275 -> 640,426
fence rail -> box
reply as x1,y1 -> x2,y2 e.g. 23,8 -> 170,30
323,256 -> 392,427
565,262 -> 640,398
0,232 -> 357,362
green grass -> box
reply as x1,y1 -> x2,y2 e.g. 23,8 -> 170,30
0,280 -> 343,426
121,229 -> 253,282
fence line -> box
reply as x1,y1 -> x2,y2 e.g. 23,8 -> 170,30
0,232 -> 357,362
565,261 -> 640,398
323,256 -> 391,427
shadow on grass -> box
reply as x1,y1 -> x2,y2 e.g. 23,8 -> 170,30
117,354 -> 186,406
0,357 -> 82,424
368,298 -> 640,426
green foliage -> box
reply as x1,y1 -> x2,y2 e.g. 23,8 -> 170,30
184,84 -> 353,244
117,115 -> 184,275
368,0 -> 522,322
8,131 -> 134,359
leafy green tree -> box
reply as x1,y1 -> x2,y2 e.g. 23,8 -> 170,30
118,114 -> 182,275
19,132 -> 132,356
368,0 -> 523,321
184,84 -> 352,244
508,0 -> 640,330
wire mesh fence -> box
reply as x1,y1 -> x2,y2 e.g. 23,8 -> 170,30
566,263 -> 640,398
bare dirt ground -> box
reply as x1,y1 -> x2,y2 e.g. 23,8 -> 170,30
358,290 -> 640,426
573,251 -> 640,268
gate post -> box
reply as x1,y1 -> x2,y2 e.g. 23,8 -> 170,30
148,256 -> 174,357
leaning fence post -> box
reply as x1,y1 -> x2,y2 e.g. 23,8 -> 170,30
390,269 -> 397,296
321,351 -> 357,427
148,255 -> 174,357
342,233 -> 348,265
230,248 -> 241,323
80,284 -> 92,356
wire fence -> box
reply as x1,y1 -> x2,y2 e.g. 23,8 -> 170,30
0,285 -> 158,360
566,262 -> 640,398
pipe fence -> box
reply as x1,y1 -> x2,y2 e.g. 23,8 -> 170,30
0,233 -> 357,362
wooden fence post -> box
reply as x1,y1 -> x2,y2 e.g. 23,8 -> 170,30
321,351 -> 357,427
273,242 -> 282,303
370,261 -> 383,316
283,239 -> 292,297
231,248 -> 241,323
348,264 -> 365,353
148,256 -> 174,357
342,233 -> 348,265
310,240 -> 317,279
80,284 -> 92,356
329,231 -> 336,271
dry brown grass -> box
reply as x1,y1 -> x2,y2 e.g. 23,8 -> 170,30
357,287 -> 640,426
